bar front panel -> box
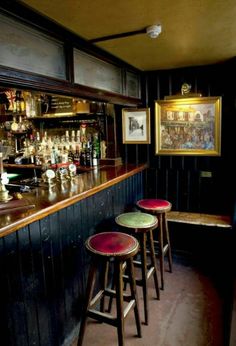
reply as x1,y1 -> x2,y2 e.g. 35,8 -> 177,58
0,171 -> 144,346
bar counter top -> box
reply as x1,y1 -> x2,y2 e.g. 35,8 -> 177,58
0,163 -> 147,238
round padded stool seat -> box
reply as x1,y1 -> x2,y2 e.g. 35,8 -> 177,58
115,212 -> 158,231
86,231 -> 139,257
137,199 -> 171,213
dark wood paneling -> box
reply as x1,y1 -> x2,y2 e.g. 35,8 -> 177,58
122,60 -> 236,215
0,172 -> 144,346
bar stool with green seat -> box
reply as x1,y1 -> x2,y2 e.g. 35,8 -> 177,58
115,212 -> 160,326
136,199 -> 173,290
77,231 -> 142,346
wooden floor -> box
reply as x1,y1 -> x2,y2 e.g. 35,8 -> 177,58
71,255 -> 231,346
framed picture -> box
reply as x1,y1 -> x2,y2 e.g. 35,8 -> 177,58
122,108 -> 150,144
155,96 -> 222,156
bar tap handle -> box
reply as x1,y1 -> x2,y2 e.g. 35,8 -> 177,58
42,169 -> 56,187
32,168 -> 38,184
0,152 -> 12,202
68,163 -> 77,179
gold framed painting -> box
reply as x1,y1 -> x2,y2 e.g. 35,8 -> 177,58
155,96 -> 222,156
122,108 -> 150,144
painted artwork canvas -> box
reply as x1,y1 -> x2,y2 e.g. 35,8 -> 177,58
155,97 -> 221,156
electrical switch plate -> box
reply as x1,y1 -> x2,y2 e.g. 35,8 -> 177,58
200,171 -> 212,178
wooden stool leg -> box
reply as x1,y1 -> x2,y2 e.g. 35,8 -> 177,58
77,260 -> 98,346
107,260 -> 128,313
126,258 -> 142,338
139,232 -> 148,325
164,213 -> 173,273
158,214 -> 165,290
107,260 -> 115,313
100,259 -> 109,312
148,229 -> 160,300
115,260 -> 125,346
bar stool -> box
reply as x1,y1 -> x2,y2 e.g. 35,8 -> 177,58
136,199 -> 173,290
115,212 -> 160,325
77,231 -> 142,346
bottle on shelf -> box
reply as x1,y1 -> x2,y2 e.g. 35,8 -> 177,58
85,141 -> 92,167
80,143 -> 86,166
92,133 -> 100,166
50,146 -> 58,165
14,90 -> 25,114
17,115 -> 26,132
25,91 -> 37,118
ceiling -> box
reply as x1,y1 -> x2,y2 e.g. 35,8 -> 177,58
21,0 -> 236,71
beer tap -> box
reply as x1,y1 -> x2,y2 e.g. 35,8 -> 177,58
0,152 -> 12,202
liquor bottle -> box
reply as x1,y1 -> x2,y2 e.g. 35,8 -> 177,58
19,91 -> 25,113
73,148 -> 80,166
61,146 -> 68,164
80,143 -> 86,166
50,146 -> 57,165
65,131 -> 70,152
76,130 -> 80,144
71,130 -> 75,143
70,130 -> 77,154
85,141 -> 92,167
14,90 -> 25,113
92,133 -> 100,166
28,134 -> 36,163
14,90 -> 21,113
17,115 -> 26,132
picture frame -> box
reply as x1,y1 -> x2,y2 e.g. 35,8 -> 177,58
122,108 -> 150,144
155,96 -> 222,156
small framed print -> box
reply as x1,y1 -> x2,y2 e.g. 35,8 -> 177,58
122,108 -> 150,144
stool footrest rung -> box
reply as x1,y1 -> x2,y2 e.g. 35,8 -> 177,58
151,240 -> 169,256
133,259 -> 141,265
88,299 -> 136,325
124,261 -> 155,286
133,260 -> 153,270
146,266 -> 155,280
122,274 -> 129,282
88,309 -> 117,326
136,266 -> 155,286
104,288 -> 133,302
89,289 -> 104,308
124,300 -> 135,319
163,244 -> 169,255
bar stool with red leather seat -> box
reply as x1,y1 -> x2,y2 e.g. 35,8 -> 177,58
77,231 -> 142,346
136,199 -> 173,290
115,212 -> 160,326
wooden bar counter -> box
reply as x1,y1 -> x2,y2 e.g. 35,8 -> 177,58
0,163 -> 147,346
0,164 -> 147,237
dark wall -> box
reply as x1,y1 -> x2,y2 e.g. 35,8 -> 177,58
0,172 -> 144,346
122,60 -> 236,215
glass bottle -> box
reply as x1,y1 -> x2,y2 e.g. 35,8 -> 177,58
92,133 -> 100,166
14,90 -> 21,113
14,90 -> 25,113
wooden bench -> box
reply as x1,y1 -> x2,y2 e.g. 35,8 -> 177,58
167,211 -> 232,229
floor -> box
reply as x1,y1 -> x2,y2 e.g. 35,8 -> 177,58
72,255 -> 229,346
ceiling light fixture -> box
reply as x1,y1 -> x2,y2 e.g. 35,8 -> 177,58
146,24 -> 162,39
89,24 -> 161,43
